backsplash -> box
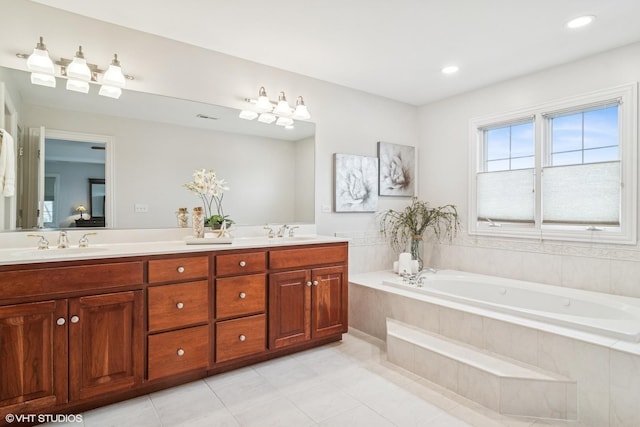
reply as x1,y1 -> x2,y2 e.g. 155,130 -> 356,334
339,229 -> 640,299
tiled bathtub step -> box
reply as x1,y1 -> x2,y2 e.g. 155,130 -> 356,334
386,318 -> 577,420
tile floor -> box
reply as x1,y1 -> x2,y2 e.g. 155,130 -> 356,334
41,329 -> 585,427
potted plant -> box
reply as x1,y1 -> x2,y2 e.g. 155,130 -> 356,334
184,168 -> 234,229
379,196 -> 460,271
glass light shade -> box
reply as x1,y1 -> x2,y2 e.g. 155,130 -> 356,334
255,96 -> 273,112
30,72 -> 56,88
102,64 -> 126,88
258,113 -> 276,124
26,48 -> 55,74
66,78 -> 90,93
67,57 -> 91,81
239,110 -> 259,120
293,104 -> 310,120
273,92 -> 292,116
275,116 -> 294,127
99,85 -> 122,99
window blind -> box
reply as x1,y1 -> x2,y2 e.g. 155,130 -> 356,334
477,168 -> 535,222
542,161 -> 620,225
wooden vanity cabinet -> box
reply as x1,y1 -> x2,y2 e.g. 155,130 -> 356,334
0,241 -> 348,421
0,261 -> 145,420
214,251 -> 267,363
268,245 -> 348,349
147,255 -> 210,381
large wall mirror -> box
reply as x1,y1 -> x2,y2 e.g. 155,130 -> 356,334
0,66 -> 315,231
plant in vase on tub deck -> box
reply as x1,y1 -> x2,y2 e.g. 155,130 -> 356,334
379,196 -> 460,271
184,168 -> 234,229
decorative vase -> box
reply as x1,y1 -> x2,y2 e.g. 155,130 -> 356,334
410,235 -> 424,271
192,207 -> 205,238
176,207 -> 189,228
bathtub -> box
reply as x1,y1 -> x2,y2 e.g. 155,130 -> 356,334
382,270 -> 640,342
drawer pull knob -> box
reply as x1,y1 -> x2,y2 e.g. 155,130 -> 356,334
239,334 -> 246,342
70,315 -> 80,324
306,281 -> 312,287
56,317 -> 66,326
239,261 -> 246,267
312,280 -> 319,286
239,292 -> 246,299
177,266 -> 185,273
176,302 -> 184,309
177,348 -> 185,356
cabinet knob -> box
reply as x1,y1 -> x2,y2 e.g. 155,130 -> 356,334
239,261 -> 246,267
306,281 -> 312,287
177,348 -> 185,356
70,315 -> 80,324
56,317 -> 66,326
176,302 -> 184,309
239,292 -> 246,299
312,280 -> 319,286
177,266 -> 185,273
238,334 -> 246,342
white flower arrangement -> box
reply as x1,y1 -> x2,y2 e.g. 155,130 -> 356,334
184,168 -> 232,227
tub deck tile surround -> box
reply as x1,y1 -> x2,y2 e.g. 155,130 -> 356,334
349,270 -> 640,427
387,318 -> 577,420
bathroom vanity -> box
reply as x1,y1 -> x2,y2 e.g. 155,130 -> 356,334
0,236 -> 348,422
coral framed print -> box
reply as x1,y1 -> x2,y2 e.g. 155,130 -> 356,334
334,153 -> 379,212
378,141 -> 415,196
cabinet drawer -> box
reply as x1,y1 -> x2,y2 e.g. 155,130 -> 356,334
148,256 -> 209,284
147,325 -> 209,381
0,261 -> 143,300
148,280 -> 209,332
269,244 -> 348,270
216,314 -> 266,362
216,251 -> 266,276
216,274 -> 265,319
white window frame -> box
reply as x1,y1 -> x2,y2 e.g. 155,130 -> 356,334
469,83 -> 637,244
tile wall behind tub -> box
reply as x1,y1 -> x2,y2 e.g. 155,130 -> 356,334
337,231 -> 398,275
430,236 -> 640,299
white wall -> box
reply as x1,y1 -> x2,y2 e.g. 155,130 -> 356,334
0,0 -> 415,272
418,42 -> 640,298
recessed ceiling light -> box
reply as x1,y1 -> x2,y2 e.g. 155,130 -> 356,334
566,15 -> 595,29
441,65 -> 459,75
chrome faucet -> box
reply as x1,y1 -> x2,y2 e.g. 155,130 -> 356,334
288,225 -> 299,237
78,232 -> 97,248
263,225 -> 275,239
403,268 -> 437,286
28,234 -> 49,250
276,224 -> 289,238
57,231 -> 69,249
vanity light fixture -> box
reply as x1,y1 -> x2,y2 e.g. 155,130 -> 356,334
240,86 -> 311,129
25,36 -> 56,88
17,37 -> 133,99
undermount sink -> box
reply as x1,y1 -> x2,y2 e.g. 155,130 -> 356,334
11,246 -> 109,258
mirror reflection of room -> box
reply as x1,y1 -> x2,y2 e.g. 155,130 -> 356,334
43,139 -> 106,229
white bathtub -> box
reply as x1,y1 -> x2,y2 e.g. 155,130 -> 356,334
382,270 -> 640,342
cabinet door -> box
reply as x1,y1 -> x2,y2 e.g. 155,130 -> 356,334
0,300 -> 68,417
69,291 -> 144,401
268,270 -> 311,349
311,266 -> 347,339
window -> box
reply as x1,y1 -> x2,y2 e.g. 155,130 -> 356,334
469,83 -> 637,244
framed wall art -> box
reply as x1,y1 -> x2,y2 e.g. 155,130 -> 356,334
334,153 -> 379,212
378,141 -> 415,196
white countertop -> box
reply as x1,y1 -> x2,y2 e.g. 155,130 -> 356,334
0,227 -> 348,266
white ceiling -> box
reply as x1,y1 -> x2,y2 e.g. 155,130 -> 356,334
31,0 -> 640,106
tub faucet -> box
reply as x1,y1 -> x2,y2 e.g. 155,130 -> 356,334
57,231 -> 69,249
405,267 -> 437,286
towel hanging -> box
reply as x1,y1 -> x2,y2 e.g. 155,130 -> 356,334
0,128 -> 16,197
